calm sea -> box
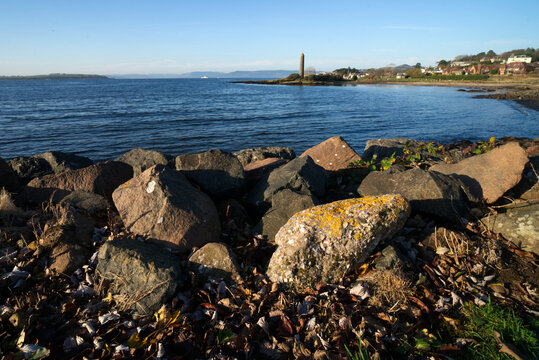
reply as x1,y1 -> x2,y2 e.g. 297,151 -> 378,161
0,78 -> 537,161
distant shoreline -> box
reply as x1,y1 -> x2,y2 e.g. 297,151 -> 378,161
0,74 -> 109,81
236,78 -> 539,111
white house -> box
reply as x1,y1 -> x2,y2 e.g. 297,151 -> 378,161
507,54 -> 532,64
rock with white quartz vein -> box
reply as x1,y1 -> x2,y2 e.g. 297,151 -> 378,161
112,165 -> 220,252
266,194 -> 410,291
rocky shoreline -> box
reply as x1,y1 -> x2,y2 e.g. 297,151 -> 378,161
1,136 -> 538,359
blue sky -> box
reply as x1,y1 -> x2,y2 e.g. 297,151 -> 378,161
1,0 -> 538,75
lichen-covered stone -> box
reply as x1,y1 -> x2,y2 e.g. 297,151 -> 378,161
480,203 -> 538,255
266,194 -> 410,291
188,242 -> 242,284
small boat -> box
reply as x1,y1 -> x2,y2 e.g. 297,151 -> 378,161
201,76 -> 209,79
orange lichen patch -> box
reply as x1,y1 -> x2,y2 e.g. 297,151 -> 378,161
287,195 -> 408,239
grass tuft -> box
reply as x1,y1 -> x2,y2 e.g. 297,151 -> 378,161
460,298 -> 538,359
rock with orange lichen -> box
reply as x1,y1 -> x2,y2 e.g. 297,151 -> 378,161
266,194 -> 410,291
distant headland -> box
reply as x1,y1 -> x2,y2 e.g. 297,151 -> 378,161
0,73 -> 109,80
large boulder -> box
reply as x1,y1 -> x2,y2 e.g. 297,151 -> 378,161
300,136 -> 361,171
480,203 -> 538,255
0,157 -> 20,192
175,149 -> 245,198
188,242 -> 242,284
358,168 -> 469,221
116,148 -> 173,177
362,138 -> 425,162
8,151 -> 93,184
96,237 -> 184,315
246,156 -> 327,212
255,189 -> 318,242
234,146 -> 296,167
112,165 -> 220,252
23,161 -> 132,203
266,194 -> 410,291
430,142 -> 529,204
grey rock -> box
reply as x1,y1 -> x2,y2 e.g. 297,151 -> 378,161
255,189 -> 318,242
112,165 -> 220,253
246,156 -> 327,212
374,244 -> 413,271
60,191 -> 109,215
38,151 -> 93,174
96,237 -> 184,315
8,156 -> 52,184
430,142 -> 529,204
358,168 -> 469,221
176,149 -> 245,198
362,138 -> 425,162
266,194 -> 410,291
234,146 -> 296,167
480,202 -> 539,255
188,242 -> 242,284
8,151 -> 92,184
0,157 -> 20,192
116,148 -> 172,177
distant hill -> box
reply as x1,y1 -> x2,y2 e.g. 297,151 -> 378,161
0,73 -> 109,80
111,70 -> 296,79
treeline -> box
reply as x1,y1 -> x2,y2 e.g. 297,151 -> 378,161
452,48 -> 538,62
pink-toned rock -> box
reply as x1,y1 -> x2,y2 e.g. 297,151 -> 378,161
25,161 -> 133,201
243,157 -> 288,184
430,142 -> 528,204
300,136 -> 361,171
112,165 -> 220,252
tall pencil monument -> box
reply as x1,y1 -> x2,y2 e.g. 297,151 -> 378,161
300,53 -> 305,78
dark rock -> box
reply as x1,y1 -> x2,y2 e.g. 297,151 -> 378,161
59,191 -> 110,215
116,148 -> 172,177
96,237 -> 184,315
0,157 -> 20,192
374,244 -> 413,271
300,136 -> 361,171
234,146 -> 296,167
8,151 -> 92,184
362,138 -> 425,162
246,156 -> 327,212
38,151 -> 93,174
430,142 -> 529,204
480,202 -> 538,254
255,189 -> 318,242
112,165 -> 220,253
176,149 -> 245,198
8,156 -> 52,184
358,168 -> 469,221
188,242 -> 242,284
